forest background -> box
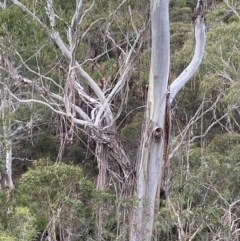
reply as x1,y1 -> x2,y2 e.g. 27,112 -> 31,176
0,0 -> 240,240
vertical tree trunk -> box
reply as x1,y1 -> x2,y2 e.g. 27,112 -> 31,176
130,1 -> 170,240
1,88 -> 14,189
5,140 -> 14,189
130,0 -> 207,239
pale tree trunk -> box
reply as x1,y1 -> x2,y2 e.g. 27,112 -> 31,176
130,1 -> 170,240
130,0 -> 207,240
0,0 -> 6,9
0,88 -> 14,189
4,136 -> 14,189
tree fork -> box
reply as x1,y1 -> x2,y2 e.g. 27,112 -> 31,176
130,0 -> 207,240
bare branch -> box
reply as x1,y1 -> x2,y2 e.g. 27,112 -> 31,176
10,0 -> 111,119
95,25 -> 147,125
7,89 -> 92,127
189,112 -> 229,143
80,0 -> 128,41
208,9 -> 236,29
13,48 -> 64,90
170,1 -> 207,103
170,95 -> 226,159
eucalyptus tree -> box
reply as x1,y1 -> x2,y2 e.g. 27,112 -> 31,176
0,55 -> 26,189
0,86 -> 15,189
0,0 -> 207,240
130,0 -> 207,240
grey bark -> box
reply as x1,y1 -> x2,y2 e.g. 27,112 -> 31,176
130,0 -> 207,240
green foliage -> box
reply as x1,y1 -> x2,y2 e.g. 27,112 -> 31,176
0,191 -> 9,227
198,20 -> 240,118
208,2 -> 239,24
162,132 -> 240,240
170,7 -> 192,23
170,22 -> 191,54
170,0 -> 196,10
11,161 -> 116,240
18,161 -> 92,206
0,6 -> 46,55
172,37 -> 194,74
7,207 -> 37,241
120,112 -> 144,162
15,128 -> 58,160
32,131 -> 58,157
0,231 -> 16,241
0,191 -> 37,241
155,206 -> 177,239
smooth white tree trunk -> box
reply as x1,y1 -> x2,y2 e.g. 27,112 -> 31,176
0,88 -> 14,189
130,0 -> 206,240
130,1 -> 170,240
5,141 -> 14,189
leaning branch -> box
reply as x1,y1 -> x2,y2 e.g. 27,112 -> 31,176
170,0 -> 207,103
